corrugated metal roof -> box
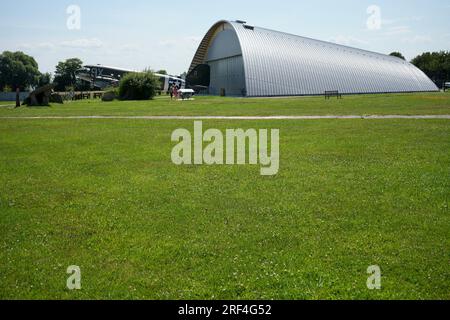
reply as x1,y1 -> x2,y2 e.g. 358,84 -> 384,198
188,20 -> 439,96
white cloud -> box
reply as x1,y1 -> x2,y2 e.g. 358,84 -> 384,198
184,36 -> 202,43
158,39 -> 176,48
36,42 -> 55,49
381,19 -> 396,26
401,35 -> 432,44
382,16 -> 423,27
118,44 -> 141,51
158,36 -> 201,48
19,42 -> 55,49
383,26 -> 411,36
328,35 -> 368,46
60,38 -> 104,48
19,38 -> 105,50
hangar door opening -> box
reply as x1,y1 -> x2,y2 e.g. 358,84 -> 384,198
186,64 -> 210,94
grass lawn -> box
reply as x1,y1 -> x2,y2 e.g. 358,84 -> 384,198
0,108 -> 449,299
0,92 -> 449,117
0,102 -> 15,107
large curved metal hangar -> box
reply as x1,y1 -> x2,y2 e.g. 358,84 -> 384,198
187,20 -> 438,97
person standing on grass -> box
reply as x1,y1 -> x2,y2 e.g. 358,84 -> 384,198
169,84 -> 174,100
173,85 -> 178,100
15,87 -> 20,108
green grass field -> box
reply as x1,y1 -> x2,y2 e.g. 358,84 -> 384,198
1,92 -> 450,117
0,93 -> 449,300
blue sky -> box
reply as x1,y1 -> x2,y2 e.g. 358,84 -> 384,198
1,0 -> 449,75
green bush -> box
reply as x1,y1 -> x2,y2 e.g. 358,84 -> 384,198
118,71 -> 160,100
103,86 -> 119,95
103,86 -> 119,96
102,86 -> 119,102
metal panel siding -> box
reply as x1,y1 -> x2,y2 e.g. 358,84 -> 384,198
209,55 -> 245,96
231,21 -> 438,96
189,21 -> 438,96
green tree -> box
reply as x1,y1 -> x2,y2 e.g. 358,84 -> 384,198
411,51 -> 450,88
156,70 -> 168,75
38,72 -> 52,87
0,51 -> 40,91
389,52 -> 406,60
53,58 -> 83,91
118,71 -> 160,100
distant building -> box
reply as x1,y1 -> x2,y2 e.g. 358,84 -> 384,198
187,20 -> 438,97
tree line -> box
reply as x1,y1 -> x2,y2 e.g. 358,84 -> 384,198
1,50 -> 449,92
0,52 -> 177,93
0,52 -> 83,92
410,52 -> 450,87
389,51 -> 450,87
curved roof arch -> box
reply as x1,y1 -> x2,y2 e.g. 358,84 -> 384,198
189,20 -> 438,96
188,20 -> 236,73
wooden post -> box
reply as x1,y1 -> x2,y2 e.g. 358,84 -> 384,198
15,87 -> 20,108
